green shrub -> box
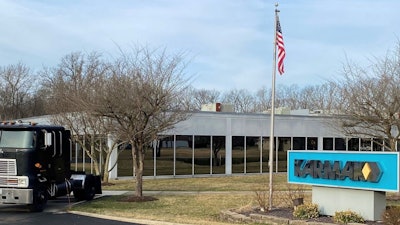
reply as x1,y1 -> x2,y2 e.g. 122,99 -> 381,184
333,210 -> 364,224
382,206 -> 400,225
292,203 -> 319,219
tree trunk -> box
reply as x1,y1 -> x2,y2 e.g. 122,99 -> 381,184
132,145 -> 144,198
389,138 -> 396,151
80,137 -> 101,176
92,159 -> 101,176
85,147 -> 100,175
91,140 -> 101,176
102,151 -> 111,183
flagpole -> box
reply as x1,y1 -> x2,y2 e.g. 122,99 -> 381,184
268,3 -> 279,210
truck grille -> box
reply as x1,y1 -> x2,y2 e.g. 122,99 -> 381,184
0,177 -> 18,186
0,159 -> 17,175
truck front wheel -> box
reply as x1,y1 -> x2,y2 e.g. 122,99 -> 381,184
28,188 -> 48,212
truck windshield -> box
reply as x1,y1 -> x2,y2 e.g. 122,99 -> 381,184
0,130 -> 35,148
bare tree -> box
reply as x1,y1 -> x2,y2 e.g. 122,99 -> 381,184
252,83 -> 342,113
42,52 -> 118,182
296,83 -> 342,112
254,86 -> 272,113
222,89 -> 256,113
178,86 -> 221,111
91,47 -> 191,198
192,88 -> 221,110
334,44 -> 400,151
27,88 -> 49,117
0,62 -> 34,120
51,112 -> 120,182
276,84 -> 302,109
178,86 -> 197,111
41,52 -> 107,113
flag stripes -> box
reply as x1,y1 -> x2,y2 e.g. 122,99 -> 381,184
276,16 -> 285,75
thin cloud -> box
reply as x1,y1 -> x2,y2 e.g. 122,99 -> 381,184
0,0 -> 399,91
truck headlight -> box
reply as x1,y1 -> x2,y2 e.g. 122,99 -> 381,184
18,176 -> 29,188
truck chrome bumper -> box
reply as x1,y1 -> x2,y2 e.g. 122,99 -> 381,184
0,188 -> 33,204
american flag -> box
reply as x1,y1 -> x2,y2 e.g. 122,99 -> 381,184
276,16 -> 285,75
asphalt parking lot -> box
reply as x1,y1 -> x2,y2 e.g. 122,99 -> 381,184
0,195 -> 144,225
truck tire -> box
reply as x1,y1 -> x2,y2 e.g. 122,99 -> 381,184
28,188 -> 48,212
74,175 -> 96,201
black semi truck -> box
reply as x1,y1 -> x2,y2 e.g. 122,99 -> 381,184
0,121 -> 101,211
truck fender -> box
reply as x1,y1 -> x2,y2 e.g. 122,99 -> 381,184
70,174 -> 102,201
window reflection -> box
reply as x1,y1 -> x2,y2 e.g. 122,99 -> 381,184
211,136 -> 225,174
293,137 -> 305,150
306,137 -> 317,150
246,136 -> 260,173
323,138 -> 333,150
175,135 -> 192,175
335,138 -> 346,150
232,136 -> 245,174
194,136 -> 211,175
348,138 -> 360,151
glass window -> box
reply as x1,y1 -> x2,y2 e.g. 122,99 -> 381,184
334,138 -> 346,150
348,138 -> 360,151
232,136 -> 245,174
0,130 -> 34,148
194,136 -> 211,175
278,137 -> 291,151
307,137 -> 318,150
384,139 -> 391,151
145,136 -> 174,176
397,140 -> 400,151
73,142 -> 88,171
175,135 -> 193,175
277,137 -> 291,172
323,138 -> 333,150
293,137 -> 305,150
246,136 -> 260,173
262,137 -> 271,173
211,136 -> 225,174
373,139 -> 383,151
360,138 -> 372,151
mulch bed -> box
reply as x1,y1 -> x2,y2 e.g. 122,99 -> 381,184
236,207 -> 383,225
118,195 -> 158,202
101,182 -> 116,187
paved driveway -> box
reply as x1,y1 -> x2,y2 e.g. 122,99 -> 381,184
0,195 -> 143,225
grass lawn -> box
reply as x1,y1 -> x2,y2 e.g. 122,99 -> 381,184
71,174 -> 400,225
104,174 -> 290,191
70,174 -> 309,225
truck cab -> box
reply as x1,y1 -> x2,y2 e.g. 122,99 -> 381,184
0,121 -> 101,211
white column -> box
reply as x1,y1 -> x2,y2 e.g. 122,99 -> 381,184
107,134 -> 118,179
225,118 -> 232,175
318,137 -> 323,150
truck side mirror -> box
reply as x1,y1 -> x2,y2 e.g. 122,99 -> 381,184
44,133 -> 52,146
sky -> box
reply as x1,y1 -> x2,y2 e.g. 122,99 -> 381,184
0,0 -> 399,92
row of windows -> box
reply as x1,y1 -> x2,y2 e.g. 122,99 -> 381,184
293,137 -> 392,151
228,136 -> 393,151
70,135 -> 397,177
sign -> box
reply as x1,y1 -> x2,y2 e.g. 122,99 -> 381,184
287,150 -> 400,192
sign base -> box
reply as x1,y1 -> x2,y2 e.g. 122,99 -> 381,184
312,186 -> 385,221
